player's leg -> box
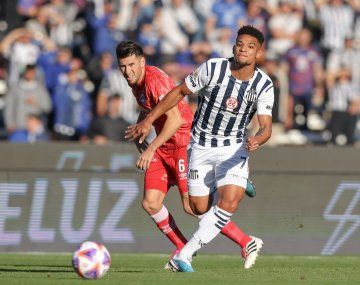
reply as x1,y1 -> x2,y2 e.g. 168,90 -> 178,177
206,149 -> 253,249
216,185 -> 263,269
193,187 -> 253,248
143,151 -> 188,251
165,192 -> 211,272
165,146 -> 212,271
142,189 -> 188,250
177,190 -> 257,268
216,149 -> 263,268
174,146 -> 263,271
175,185 -> 243,271
171,145 -> 217,272
195,186 -> 253,249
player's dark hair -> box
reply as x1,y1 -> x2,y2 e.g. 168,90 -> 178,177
237,25 -> 264,45
116,40 -> 144,60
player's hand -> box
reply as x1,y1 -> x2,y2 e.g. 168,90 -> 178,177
135,140 -> 149,153
136,147 -> 155,171
125,120 -> 151,143
246,136 -> 260,152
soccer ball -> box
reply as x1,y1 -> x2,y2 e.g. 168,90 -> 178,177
72,241 -> 111,279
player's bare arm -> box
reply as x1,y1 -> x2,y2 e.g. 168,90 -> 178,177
134,110 -> 149,153
136,105 -> 183,170
246,115 -> 272,152
126,82 -> 192,143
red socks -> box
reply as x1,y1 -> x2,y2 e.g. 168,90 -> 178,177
151,205 -> 188,250
221,221 -> 252,248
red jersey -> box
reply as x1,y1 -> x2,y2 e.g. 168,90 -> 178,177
132,66 -> 193,149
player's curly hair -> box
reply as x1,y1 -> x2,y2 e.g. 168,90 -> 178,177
116,40 -> 144,59
237,25 -> 264,45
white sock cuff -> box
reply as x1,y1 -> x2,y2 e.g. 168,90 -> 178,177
214,205 -> 233,219
196,213 -> 205,220
150,205 -> 169,223
196,206 -> 214,220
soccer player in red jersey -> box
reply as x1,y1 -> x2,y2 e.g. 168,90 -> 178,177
117,41 -> 193,260
117,40 -> 256,269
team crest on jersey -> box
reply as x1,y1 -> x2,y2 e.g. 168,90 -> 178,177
188,169 -> 199,180
245,88 -> 257,102
226,97 -> 238,109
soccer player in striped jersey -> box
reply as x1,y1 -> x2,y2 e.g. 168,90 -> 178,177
118,40 -> 264,270
126,26 -> 274,272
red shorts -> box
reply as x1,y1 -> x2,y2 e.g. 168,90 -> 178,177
144,145 -> 188,194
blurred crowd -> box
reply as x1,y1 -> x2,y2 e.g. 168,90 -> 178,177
0,0 -> 359,146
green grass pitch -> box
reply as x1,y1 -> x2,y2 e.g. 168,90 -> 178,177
0,253 -> 359,285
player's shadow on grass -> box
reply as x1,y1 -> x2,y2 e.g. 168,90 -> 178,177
0,265 -> 72,273
111,269 -> 144,273
0,266 -> 145,274
7,264 -> 70,268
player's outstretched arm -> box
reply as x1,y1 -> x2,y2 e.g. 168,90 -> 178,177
125,82 -> 191,143
246,114 -> 272,152
135,106 -> 183,170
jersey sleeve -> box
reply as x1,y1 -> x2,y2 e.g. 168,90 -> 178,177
149,72 -> 175,104
184,61 -> 210,93
257,84 -> 274,116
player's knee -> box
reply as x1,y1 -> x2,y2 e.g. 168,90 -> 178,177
189,201 -> 209,215
217,200 -> 238,213
142,198 -> 162,215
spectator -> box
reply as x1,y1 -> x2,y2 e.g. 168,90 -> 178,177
133,0 -> 157,26
326,36 -> 360,92
0,27 -> 56,84
193,0 -> 216,41
86,51 -> 115,104
0,0 -> 358,146
244,0 -> 270,43
208,27 -> 233,58
87,94 -> 130,144
16,0 -> 43,21
53,65 -> 92,140
97,69 -> 138,124
262,52 -> 284,125
205,0 -> 246,42
164,41 -> 218,84
9,113 -> 49,143
137,20 -> 161,66
317,0 -> 355,61
158,0 -> 199,64
4,64 -> 52,135
37,47 -> 73,96
176,41 -> 217,67
25,6 -> 49,38
327,68 -> 360,146
259,51 -> 288,145
165,0 -> 200,43
281,28 -> 324,130
267,0 -> 303,56
44,0 -> 79,47
87,1 -> 125,56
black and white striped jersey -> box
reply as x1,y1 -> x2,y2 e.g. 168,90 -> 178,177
319,4 -> 354,50
185,57 -> 274,148
329,81 -> 358,112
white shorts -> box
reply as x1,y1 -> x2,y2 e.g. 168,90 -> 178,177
187,143 -> 249,197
